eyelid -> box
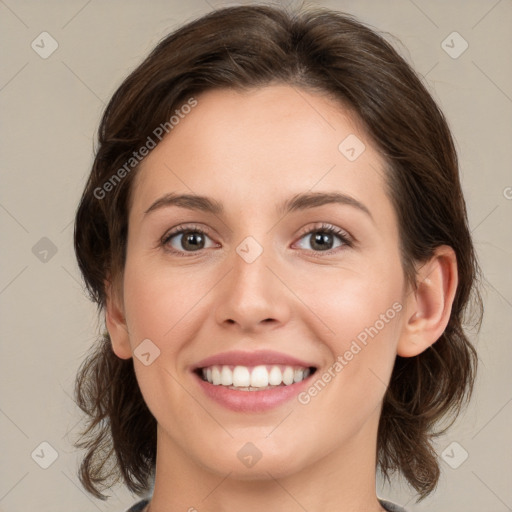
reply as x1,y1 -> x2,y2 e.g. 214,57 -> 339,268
291,222 -> 354,256
160,222 -> 354,256
161,223 -> 214,244
295,222 -> 353,245
160,223 -> 219,255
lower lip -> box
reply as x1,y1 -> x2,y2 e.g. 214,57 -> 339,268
193,372 -> 315,412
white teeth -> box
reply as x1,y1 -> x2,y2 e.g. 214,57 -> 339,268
200,364 -> 313,389
221,366 -> 233,386
233,366 -> 251,387
268,366 -> 282,385
293,368 -> 304,383
282,366 -> 294,385
250,365 -> 269,387
211,366 -> 221,385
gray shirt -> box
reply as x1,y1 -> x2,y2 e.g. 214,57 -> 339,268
125,498 -> 407,511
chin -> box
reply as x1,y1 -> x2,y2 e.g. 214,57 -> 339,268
193,436 -> 311,480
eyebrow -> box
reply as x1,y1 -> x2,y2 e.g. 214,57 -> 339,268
144,191 -> 373,221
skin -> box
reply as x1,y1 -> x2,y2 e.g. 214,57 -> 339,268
106,85 -> 458,512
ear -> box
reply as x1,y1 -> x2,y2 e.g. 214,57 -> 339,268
397,245 -> 458,357
105,278 -> 132,360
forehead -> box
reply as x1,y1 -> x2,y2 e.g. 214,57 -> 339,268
131,85 -> 392,223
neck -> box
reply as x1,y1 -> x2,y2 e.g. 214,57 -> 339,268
146,417 -> 385,512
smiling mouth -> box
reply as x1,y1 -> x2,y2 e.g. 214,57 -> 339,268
195,364 -> 317,391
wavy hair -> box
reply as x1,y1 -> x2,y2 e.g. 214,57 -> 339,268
73,3 -> 482,501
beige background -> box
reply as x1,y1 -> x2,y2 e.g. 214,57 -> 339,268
1,0 -> 511,511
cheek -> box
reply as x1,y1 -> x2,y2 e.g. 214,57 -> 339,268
294,257 -> 404,352
296,257 -> 404,412
121,255 -> 208,344
120,259 -> 203,432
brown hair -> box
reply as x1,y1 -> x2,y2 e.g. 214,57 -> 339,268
73,3 -> 481,501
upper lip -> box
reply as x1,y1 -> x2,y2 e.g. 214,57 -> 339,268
192,350 -> 317,370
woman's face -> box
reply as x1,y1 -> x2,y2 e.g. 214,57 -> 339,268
113,85 -> 409,479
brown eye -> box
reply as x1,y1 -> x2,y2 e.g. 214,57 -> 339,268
294,223 -> 352,253
162,225 -> 217,255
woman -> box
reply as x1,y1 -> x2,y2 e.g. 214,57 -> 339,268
73,4 -> 481,512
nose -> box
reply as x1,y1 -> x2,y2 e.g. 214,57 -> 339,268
214,241 -> 292,333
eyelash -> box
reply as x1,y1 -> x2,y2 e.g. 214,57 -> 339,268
160,222 -> 353,257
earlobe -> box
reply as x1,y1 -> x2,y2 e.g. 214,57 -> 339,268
397,246 -> 458,357
104,279 -> 132,360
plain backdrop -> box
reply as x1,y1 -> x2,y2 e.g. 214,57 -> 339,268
1,1 -> 511,511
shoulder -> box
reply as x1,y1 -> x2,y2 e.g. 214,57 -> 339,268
124,499 -> 150,512
124,498 -> 405,512
379,499 -> 408,512
127,498 -> 404,512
